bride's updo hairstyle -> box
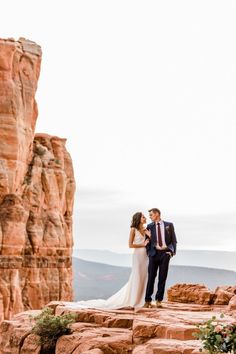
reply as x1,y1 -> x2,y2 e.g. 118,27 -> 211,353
131,212 -> 142,230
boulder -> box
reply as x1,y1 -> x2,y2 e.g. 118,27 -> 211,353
167,283 -> 213,305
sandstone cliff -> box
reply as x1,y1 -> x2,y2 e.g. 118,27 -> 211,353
0,38 -> 75,321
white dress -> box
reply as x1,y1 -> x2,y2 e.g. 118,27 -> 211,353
65,229 -> 148,309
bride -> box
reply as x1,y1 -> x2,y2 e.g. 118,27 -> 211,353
65,212 -> 150,309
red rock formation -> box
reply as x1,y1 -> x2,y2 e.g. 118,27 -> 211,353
228,295 -> 236,311
0,300 -> 235,353
0,38 -> 41,199
213,286 -> 236,305
167,283 -> 236,306
167,283 -> 214,305
0,38 -> 75,321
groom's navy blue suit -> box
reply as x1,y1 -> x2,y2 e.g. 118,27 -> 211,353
145,221 -> 177,302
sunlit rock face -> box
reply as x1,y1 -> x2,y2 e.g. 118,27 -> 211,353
0,300 -> 235,353
0,37 -> 41,199
0,38 -> 75,321
167,283 -> 236,305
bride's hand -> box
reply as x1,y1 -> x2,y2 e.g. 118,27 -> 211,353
144,239 -> 150,246
144,229 -> 151,238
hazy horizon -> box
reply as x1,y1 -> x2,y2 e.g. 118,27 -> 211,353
73,248 -> 236,272
74,247 -> 236,253
73,189 -> 236,253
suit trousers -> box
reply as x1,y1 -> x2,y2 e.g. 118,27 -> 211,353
145,250 -> 171,302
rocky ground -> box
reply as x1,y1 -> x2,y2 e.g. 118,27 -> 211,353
0,298 -> 235,354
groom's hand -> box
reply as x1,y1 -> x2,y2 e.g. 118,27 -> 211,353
166,252 -> 172,257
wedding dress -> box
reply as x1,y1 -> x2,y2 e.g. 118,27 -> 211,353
65,229 -> 148,309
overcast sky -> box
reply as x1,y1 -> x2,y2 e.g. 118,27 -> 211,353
1,0 -> 236,253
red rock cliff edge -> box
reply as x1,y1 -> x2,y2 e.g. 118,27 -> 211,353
0,38 -> 76,321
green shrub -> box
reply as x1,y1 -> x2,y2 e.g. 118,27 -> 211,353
31,307 -> 76,350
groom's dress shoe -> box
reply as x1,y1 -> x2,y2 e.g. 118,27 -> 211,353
143,302 -> 156,308
156,300 -> 163,308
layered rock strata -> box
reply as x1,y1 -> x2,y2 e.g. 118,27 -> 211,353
0,38 -> 75,321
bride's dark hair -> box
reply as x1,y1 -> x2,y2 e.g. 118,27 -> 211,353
131,212 -> 142,229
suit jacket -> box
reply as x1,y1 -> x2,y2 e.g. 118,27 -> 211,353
146,221 -> 177,257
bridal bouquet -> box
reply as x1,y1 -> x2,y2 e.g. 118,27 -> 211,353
194,315 -> 236,353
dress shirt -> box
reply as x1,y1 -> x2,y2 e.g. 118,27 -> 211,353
155,220 -> 167,250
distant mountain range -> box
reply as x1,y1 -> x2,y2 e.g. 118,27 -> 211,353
73,249 -> 236,271
72,257 -> 236,301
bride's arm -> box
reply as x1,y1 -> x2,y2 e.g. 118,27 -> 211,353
129,228 -> 147,248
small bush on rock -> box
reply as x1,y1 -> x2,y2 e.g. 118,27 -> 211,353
31,307 -> 76,351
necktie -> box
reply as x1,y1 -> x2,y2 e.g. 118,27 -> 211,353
157,222 -> 163,247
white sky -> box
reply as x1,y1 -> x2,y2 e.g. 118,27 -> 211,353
1,0 -> 236,252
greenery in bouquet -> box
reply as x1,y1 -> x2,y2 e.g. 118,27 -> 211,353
194,315 -> 236,354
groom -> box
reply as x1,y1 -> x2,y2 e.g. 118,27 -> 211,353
144,208 -> 177,308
